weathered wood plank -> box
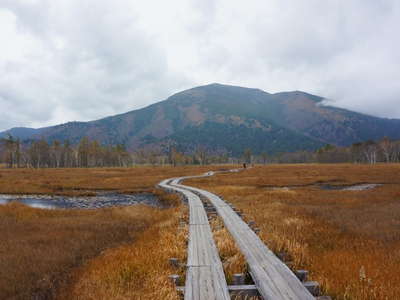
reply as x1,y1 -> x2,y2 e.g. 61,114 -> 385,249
171,173 -> 315,300
159,178 -> 230,300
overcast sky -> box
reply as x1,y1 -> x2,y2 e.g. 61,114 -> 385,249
1,0 -> 400,131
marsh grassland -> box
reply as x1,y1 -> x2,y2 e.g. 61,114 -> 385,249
0,166 -> 218,300
1,164 -> 399,300
187,164 -> 400,300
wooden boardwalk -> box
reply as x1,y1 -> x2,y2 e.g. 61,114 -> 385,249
167,171 -> 316,300
159,178 -> 230,300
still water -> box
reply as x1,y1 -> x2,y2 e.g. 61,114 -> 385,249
0,192 -> 161,209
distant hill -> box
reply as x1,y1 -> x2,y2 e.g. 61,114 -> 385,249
2,83 -> 400,155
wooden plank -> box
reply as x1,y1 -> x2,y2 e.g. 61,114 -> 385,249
171,174 -> 315,300
159,178 -> 230,300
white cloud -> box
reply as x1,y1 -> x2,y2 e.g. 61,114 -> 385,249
0,0 -> 400,131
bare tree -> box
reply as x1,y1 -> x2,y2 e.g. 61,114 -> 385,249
379,137 -> 396,163
50,140 -> 63,168
28,139 -> 50,168
362,141 -> 378,164
195,145 -> 208,165
61,140 -> 74,167
1,135 -> 18,168
78,137 -> 90,167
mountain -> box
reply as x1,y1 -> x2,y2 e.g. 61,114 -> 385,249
0,127 -> 42,140
2,83 -> 400,156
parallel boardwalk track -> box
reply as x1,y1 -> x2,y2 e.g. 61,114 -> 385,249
159,178 -> 230,300
160,170 -> 316,300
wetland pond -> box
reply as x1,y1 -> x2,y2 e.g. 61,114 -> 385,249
0,191 -> 161,209
268,183 -> 383,191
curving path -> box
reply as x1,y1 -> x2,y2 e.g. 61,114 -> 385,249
159,177 -> 230,300
161,170 -> 315,300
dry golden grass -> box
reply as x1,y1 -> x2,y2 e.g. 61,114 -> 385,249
0,165 -> 227,196
187,164 -> 400,300
59,200 -> 187,300
0,203 -> 155,299
209,217 -> 247,284
208,216 -> 260,300
0,165 -> 232,300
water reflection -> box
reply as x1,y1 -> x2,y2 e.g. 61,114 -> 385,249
0,192 -> 160,210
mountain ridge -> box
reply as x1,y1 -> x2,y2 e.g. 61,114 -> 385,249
2,83 -> 400,155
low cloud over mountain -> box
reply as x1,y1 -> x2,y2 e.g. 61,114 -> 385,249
2,84 -> 400,155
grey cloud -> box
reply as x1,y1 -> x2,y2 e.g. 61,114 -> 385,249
0,0 -> 399,131
187,0 -> 400,118
0,0 -> 191,131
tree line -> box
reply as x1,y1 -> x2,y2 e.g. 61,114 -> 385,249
0,136 -> 234,168
1,135 -> 400,168
267,137 -> 400,164
0,136 -> 132,168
